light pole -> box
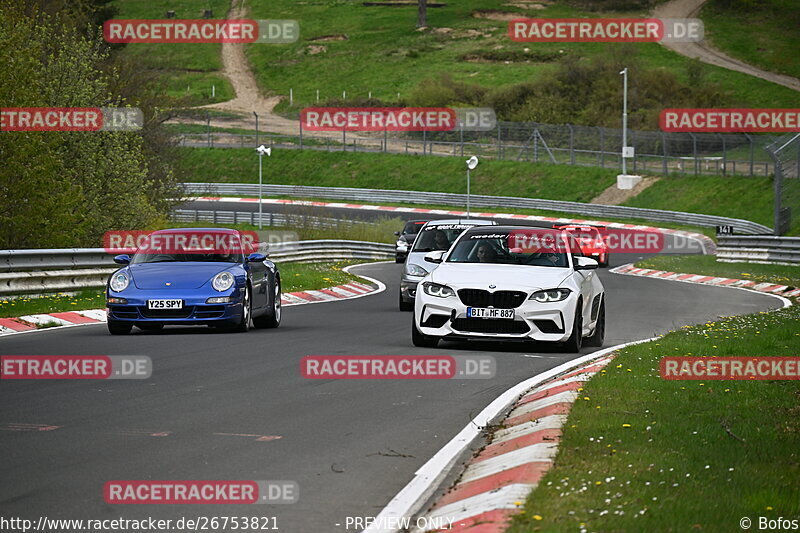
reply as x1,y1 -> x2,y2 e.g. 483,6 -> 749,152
256,145 -> 272,229
466,156 -> 478,219
620,67 -> 628,176
253,111 -> 259,147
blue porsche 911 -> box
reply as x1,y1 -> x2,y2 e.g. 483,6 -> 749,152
105,228 -> 281,335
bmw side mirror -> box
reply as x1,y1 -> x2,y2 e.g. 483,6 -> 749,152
575,256 -> 598,270
394,231 -> 401,236
113,254 -> 131,265
247,252 -> 267,262
424,250 -> 446,264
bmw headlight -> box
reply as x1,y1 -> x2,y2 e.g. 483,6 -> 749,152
396,239 -> 408,248
405,263 -> 428,277
529,288 -> 571,303
212,271 -> 235,292
109,272 -> 129,292
422,282 -> 455,298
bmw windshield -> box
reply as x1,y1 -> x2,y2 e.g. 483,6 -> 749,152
411,224 -> 476,253
446,229 -> 575,267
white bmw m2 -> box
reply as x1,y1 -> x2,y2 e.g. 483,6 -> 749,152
412,225 -> 605,352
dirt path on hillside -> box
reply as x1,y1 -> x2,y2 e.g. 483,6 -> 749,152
653,0 -> 800,92
203,0 -> 281,114
166,0 -> 300,134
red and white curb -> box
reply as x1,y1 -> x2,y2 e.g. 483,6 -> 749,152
408,355 -> 617,533
361,339 -> 659,533
610,264 -> 800,300
0,278 -> 382,337
193,196 -> 715,254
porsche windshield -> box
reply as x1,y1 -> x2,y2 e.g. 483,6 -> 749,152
446,231 -> 572,267
131,253 -> 243,264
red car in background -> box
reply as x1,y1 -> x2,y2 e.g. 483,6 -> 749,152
556,224 -> 610,267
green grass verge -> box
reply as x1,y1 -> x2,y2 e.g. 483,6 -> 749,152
0,290 -> 106,319
279,261 -> 367,293
509,305 -> 800,531
635,255 -> 800,290
702,0 -> 800,80
177,147 -> 618,203
0,263 -> 371,321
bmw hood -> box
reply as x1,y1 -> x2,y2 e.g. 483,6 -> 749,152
129,263 -> 231,290
430,263 -> 572,292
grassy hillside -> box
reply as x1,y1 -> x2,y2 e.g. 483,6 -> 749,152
702,0 -> 800,80
242,0 -> 798,115
111,0 -> 799,118
622,175 -> 776,229
110,0 -> 234,105
177,147 -> 617,203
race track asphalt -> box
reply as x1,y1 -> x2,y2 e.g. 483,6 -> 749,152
0,257 -> 781,532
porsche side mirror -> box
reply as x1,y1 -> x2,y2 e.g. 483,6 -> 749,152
113,254 -> 131,265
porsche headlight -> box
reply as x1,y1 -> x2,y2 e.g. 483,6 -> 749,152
529,288 -> 571,302
422,282 -> 455,298
109,272 -> 129,292
405,263 -> 428,277
212,271 -> 235,292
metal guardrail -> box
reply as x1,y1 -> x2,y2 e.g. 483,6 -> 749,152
716,235 -> 800,264
183,182 -> 773,235
0,241 -> 393,295
172,209 -> 357,229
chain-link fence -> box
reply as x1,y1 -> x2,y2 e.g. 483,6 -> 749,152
178,117 -> 779,178
766,133 -> 800,235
